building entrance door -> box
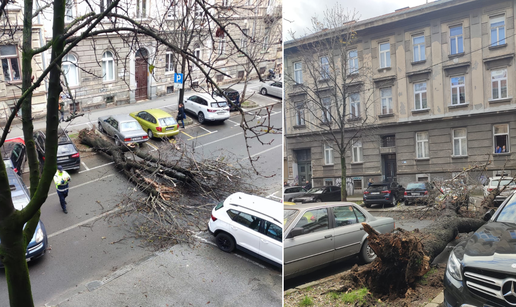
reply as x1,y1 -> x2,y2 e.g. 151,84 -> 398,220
135,49 -> 148,101
383,154 -> 397,182
295,149 -> 311,186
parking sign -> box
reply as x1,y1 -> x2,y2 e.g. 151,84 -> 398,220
174,73 -> 183,89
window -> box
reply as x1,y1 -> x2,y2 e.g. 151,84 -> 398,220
450,26 -> 463,55
100,0 -> 113,12
65,0 -> 74,23
349,93 -> 360,118
222,0 -> 230,6
414,82 -> 427,110
293,208 -> 329,235
294,62 -> 302,84
324,179 -> 334,186
320,56 -> 330,79
62,54 -> 79,86
165,49 -> 173,73
194,44 -> 201,60
294,102 -> 305,126
379,43 -> 390,68
218,36 -> 225,55
416,132 -> 429,159
352,139 -> 362,163
348,50 -> 358,74
453,128 -> 467,156
321,97 -> 331,123
136,0 -> 147,18
491,69 -> 507,100
413,35 -> 425,62
382,135 -> 395,147
493,124 -> 509,153
0,45 -> 21,82
264,221 -> 281,242
324,144 -> 333,165
241,29 -> 248,53
380,88 -> 392,115
451,76 -> 465,105
102,51 -> 115,82
490,15 -> 505,46
333,206 -> 365,227
262,35 -> 269,51
228,210 -> 261,231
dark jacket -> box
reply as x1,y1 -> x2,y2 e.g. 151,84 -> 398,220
178,104 -> 186,119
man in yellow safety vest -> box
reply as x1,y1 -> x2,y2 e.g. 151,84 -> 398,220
54,165 -> 71,213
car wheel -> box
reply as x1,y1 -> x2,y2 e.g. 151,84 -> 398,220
260,88 -> 268,95
115,137 -> 121,146
316,198 -> 322,203
404,199 -> 410,206
148,130 -> 154,139
359,239 -> 377,263
215,232 -> 235,253
288,198 -> 293,202
391,196 -> 397,207
365,203 -> 371,208
198,112 -> 205,124
98,122 -> 104,133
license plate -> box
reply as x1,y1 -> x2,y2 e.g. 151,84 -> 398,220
217,111 -> 227,115
166,127 -> 175,131
412,193 -> 420,196
371,192 -> 380,195
57,157 -> 67,161
132,137 -> 142,141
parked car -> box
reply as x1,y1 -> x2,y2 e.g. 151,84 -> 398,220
443,193 -> 516,307
214,88 -> 240,111
363,181 -> 405,208
1,167 -> 48,266
259,81 -> 282,98
183,93 -> 230,124
129,109 -> 179,139
98,114 -> 149,146
283,186 -> 307,202
292,186 -> 341,203
284,202 -> 395,278
403,182 -> 434,206
483,176 -> 516,206
1,137 -> 26,175
34,129 -> 80,171
208,192 -> 282,267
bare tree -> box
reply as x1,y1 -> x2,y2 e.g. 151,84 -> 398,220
285,5 -> 377,200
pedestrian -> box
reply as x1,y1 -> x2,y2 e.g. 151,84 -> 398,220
54,165 -> 71,214
304,180 -> 312,191
284,181 -> 289,187
177,102 -> 186,128
58,97 -> 65,122
368,178 -> 374,187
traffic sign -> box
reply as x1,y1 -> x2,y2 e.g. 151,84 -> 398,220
174,73 -> 183,89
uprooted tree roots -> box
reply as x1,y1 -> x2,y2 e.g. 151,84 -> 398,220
78,128 -> 258,247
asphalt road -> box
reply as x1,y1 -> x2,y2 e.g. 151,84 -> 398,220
0,81 -> 283,306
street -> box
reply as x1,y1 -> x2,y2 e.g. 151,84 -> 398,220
0,80 -> 283,306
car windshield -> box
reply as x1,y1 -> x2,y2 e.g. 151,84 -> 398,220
407,183 -> 426,189
57,144 -> 76,155
210,101 -> 228,108
120,121 -> 141,132
496,201 -> 516,224
491,179 -> 515,187
284,209 -> 299,228
307,187 -> 325,194
158,117 -> 177,126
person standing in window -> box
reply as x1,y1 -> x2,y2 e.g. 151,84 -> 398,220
502,145 -> 506,153
496,146 -> 502,153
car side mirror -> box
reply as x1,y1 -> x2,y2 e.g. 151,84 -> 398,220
287,227 -> 305,239
483,209 -> 495,221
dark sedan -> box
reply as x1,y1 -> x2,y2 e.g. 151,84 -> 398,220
214,88 -> 240,111
1,137 -> 26,175
404,182 -> 434,206
292,186 -> 341,203
34,129 -> 80,171
363,181 -> 405,208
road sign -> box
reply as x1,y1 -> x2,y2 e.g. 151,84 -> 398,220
174,73 -> 183,89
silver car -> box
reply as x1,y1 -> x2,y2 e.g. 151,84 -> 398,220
284,202 -> 394,279
284,186 -> 307,202
98,114 -> 149,146
483,176 -> 516,205
259,81 -> 282,98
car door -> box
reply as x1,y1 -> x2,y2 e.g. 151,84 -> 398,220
184,96 -> 195,113
226,209 -> 261,255
104,117 -> 114,137
331,205 -> 365,260
111,118 -> 120,139
272,82 -> 282,97
11,143 -> 26,173
284,207 -> 334,276
330,186 -> 341,201
259,220 -> 282,265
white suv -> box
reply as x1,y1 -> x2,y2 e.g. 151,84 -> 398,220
208,192 -> 282,266
184,93 -> 230,124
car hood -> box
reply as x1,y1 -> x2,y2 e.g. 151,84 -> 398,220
453,221 -> 516,273
0,220 -> 45,246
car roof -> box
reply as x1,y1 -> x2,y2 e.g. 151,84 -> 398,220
142,109 -> 174,119
36,129 -> 73,144
1,138 -> 25,158
284,186 -> 304,190
106,114 -> 139,122
7,167 -> 30,210
195,92 -> 226,102
224,192 -> 282,223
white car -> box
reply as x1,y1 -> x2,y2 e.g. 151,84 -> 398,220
183,93 -> 230,124
208,192 -> 282,267
483,176 -> 516,205
259,81 -> 282,98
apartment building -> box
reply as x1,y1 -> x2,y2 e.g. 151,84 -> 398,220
284,0 -> 516,190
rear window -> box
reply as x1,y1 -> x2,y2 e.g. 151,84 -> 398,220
491,179 -> 515,187
368,185 -> 389,191
226,91 -> 238,99
210,102 -> 228,108
407,183 -> 426,189
120,121 -> 141,132
158,117 -> 177,127
57,144 -> 77,155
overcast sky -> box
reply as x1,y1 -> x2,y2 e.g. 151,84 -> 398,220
283,0 -> 437,39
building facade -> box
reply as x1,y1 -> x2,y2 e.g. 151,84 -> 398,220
284,0 -> 516,191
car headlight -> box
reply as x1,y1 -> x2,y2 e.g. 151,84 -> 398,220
446,251 -> 462,281
35,228 -> 45,244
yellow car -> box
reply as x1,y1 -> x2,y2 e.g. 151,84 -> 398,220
129,109 -> 179,139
